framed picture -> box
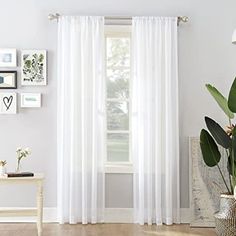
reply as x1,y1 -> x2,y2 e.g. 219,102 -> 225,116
20,93 -> 41,108
21,50 -> 47,86
0,92 -> 17,114
0,49 -> 17,67
0,71 -> 17,89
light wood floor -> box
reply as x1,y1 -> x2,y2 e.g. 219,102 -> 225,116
0,223 -> 217,236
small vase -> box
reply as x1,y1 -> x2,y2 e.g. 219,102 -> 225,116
0,166 -> 6,176
15,160 -> 22,173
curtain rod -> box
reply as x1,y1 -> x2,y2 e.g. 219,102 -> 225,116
48,13 -> 189,25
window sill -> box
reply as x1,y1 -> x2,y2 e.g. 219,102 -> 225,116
105,164 -> 133,174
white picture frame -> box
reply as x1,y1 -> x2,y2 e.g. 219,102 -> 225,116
0,92 -> 17,114
20,93 -> 41,108
0,49 -> 17,67
21,50 -> 47,86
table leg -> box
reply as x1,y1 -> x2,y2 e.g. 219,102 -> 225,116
37,181 -> 43,236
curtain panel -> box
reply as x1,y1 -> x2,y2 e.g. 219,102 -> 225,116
132,16 -> 180,225
57,16 -> 105,224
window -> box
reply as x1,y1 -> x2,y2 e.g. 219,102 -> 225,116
105,26 -> 132,173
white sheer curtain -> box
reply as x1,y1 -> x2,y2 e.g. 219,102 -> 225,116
132,17 -> 180,225
57,16 -> 105,224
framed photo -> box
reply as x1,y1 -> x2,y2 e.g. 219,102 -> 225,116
21,50 -> 47,86
0,71 -> 17,89
0,92 -> 17,114
20,93 -> 41,108
0,49 -> 17,67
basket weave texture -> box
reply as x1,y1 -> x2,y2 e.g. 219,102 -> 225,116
215,194 -> 236,236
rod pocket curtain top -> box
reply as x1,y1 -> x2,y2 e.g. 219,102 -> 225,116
57,16 -> 180,225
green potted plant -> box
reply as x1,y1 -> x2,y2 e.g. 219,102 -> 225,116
200,78 -> 236,235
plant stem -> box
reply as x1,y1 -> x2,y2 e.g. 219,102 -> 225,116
229,172 -> 233,194
216,163 -> 231,194
226,150 -> 234,193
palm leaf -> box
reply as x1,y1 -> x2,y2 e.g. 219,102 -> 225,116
206,84 -> 234,119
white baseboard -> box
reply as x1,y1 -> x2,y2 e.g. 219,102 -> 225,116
105,208 -> 191,224
105,208 -> 133,223
0,207 -> 57,223
180,208 -> 190,224
0,207 -> 190,224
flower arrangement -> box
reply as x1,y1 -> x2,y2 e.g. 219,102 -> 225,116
0,160 -> 7,176
16,147 -> 31,173
0,160 -> 6,167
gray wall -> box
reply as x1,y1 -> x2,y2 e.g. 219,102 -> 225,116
0,0 -> 236,209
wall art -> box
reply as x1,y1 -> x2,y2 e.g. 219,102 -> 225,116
189,137 -> 229,227
21,50 -> 47,86
0,49 -> 17,67
0,71 -> 17,89
0,92 -> 17,114
20,93 -> 41,108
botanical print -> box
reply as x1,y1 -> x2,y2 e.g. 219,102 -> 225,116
190,137 -> 229,227
0,92 -> 17,114
21,50 -> 47,86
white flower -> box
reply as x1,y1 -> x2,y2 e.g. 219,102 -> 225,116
24,148 -> 31,155
16,147 -> 22,152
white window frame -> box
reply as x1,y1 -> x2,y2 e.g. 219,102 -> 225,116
105,25 -> 133,173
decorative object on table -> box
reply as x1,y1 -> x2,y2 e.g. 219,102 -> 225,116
20,93 -> 41,108
0,160 -> 7,176
5,172 -> 34,177
16,147 -> 31,173
0,92 -> 17,114
0,71 -> 17,89
21,50 -> 47,86
0,49 -> 17,67
190,137 -> 229,227
199,78 -> 236,235
215,194 -> 236,236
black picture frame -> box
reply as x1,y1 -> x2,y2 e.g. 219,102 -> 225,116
0,71 -> 17,89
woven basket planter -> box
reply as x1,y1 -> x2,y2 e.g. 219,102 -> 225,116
214,194 -> 236,236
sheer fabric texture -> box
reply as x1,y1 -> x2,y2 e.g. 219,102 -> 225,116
132,17 -> 180,225
57,16 -> 105,224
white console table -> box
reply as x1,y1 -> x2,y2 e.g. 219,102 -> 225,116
0,173 -> 44,236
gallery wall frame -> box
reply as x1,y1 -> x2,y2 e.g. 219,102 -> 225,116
0,49 -> 17,67
0,71 -> 17,89
0,92 -> 17,114
21,50 -> 47,86
20,93 -> 41,108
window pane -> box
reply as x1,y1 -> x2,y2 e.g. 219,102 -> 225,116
107,133 -> 129,162
106,38 -> 130,67
107,68 -> 129,99
107,101 -> 129,130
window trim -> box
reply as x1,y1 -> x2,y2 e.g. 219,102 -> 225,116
105,25 -> 132,173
